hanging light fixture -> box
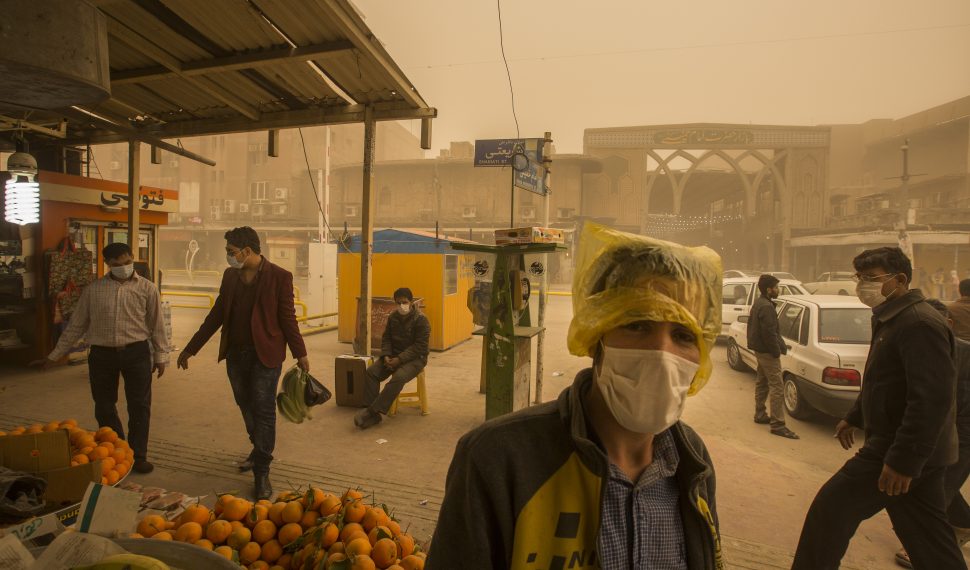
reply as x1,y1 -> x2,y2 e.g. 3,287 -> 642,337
4,151 -> 39,225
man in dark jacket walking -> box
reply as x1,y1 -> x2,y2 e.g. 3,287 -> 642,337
792,247 -> 964,570
355,287 -> 430,429
747,274 -> 798,439
177,227 -> 308,500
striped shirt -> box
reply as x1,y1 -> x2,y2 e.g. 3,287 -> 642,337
48,273 -> 170,363
597,428 -> 688,570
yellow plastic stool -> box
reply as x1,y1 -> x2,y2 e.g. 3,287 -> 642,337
389,370 -> 429,416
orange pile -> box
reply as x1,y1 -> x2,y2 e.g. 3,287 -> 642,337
133,487 -> 425,570
0,419 -> 134,486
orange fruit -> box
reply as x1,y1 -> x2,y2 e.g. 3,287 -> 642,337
152,531 -> 173,541
214,494 -> 235,516
260,539 -> 283,563
110,448 -> 127,463
368,525 -> 393,546
319,522 -> 339,548
351,554 -> 376,570
213,545 -> 234,560
281,501 -> 303,524
88,447 -> 109,460
246,504 -> 269,529
388,520 -> 402,536
299,509 -> 318,530
319,494 -> 342,516
174,521 -> 203,543
361,507 -> 390,532
179,504 -> 212,527
252,520 -> 276,544
71,454 -> 89,465
227,526 -> 251,550
97,441 -> 115,453
326,553 -> 348,568
115,462 -> 130,477
395,533 -> 415,558
342,488 -> 364,504
277,522 -> 302,547
222,498 -> 252,522
344,500 -> 366,524
205,520 -> 232,545
61,419 -> 78,427
277,554 -> 292,568
115,439 -> 130,450
43,421 -> 60,432
239,541 -> 261,565
387,566 -> 405,570
77,434 -> 96,448
100,476 -> 108,485
305,488 -> 325,511
229,520 -> 245,533
340,523 -> 365,543
267,502 -> 287,526
399,555 -> 424,570
100,457 -> 116,474
79,446 -> 94,456
25,424 -> 43,434
194,538 -> 214,550
105,470 -> 120,485
372,538 -> 398,568
137,515 -> 167,538
249,561 -> 270,570
346,537 -> 372,557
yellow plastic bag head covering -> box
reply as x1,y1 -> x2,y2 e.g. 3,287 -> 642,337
567,221 -> 723,394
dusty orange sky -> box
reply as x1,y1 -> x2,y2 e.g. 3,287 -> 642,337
354,0 -> 970,154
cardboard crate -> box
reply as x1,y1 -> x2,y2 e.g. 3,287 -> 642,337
334,355 -> 375,408
494,227 -> 564,245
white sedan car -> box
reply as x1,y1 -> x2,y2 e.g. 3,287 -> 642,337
725,295 -> 872,419
721,276 -> 809,337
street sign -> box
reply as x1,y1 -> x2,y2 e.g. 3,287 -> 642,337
474,138 -> 544,167
514,162 -> 545,195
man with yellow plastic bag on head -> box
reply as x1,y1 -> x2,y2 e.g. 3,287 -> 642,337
427,222 -> 725,570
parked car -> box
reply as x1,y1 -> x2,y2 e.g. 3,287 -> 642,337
725,295 -> 871,419
720,276 -> 809,336
803,271 -> 857,295
724,269 -> 797,280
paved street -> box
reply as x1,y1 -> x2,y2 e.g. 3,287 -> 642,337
2,294 -> 966,568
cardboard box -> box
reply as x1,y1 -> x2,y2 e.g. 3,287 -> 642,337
494,227 -> 564,245
334,355 -> 375,408
0,431 -> 100,515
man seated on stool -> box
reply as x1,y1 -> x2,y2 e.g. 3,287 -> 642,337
355,287 -> 431,429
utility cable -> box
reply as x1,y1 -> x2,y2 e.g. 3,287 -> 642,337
297,127 -> 352,252
496,0 -> 520,137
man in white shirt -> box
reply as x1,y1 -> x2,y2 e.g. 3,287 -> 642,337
33,242 -> 169,474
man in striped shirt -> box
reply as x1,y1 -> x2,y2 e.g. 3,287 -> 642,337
33,242 -> 169,474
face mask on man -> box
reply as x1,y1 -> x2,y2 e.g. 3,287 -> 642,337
110,264 -> 134,280
397,302 -> 411,315
227,250 -> 248,269
596,344 -> 699,434
856,275 -> 897,308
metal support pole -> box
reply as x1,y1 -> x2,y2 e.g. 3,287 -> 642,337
354,106 -> 377,355
324,126 -> 332,243
535,131 -> 552,404
510,167 -> 515,228
898,139 -> 915,267
127,140 -> 141,261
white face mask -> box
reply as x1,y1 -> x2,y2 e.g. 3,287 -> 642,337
856,279 -> 890,308
397,302 -> 411,315
110,264 -> 134,279
227,251 -> 247,269
596,346 -> 699,434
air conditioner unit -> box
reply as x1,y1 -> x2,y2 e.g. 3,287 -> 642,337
209,206 -> 221,220
238,203 -> 250,213
274,188 -> 288,200
252,204 -> 266,216
557,207 -> 574,220
521,206 -> 536,220
109,161 -> 121,170
344,205 -> 359,217
223,199 -> 236,214
462,206 -> 477,219
273,204 -> 287,215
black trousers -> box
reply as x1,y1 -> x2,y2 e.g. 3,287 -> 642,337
87,341 -> 153,461
365,357 -> 425,414
225,347 -> 282,476
945,442 -> 970,528
792,448 -> 966,570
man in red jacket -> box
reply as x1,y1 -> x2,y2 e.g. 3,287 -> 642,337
177,227 -> 308,500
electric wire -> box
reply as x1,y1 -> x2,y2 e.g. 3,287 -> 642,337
297,127 -> 352,252
496,0 -> 520,137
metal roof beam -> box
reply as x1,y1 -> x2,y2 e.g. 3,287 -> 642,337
63,103 -> 437,143
309,0 -> 429,109
108,19 -> 262,121
111,40 -> 355,85
61,107 -> 216,166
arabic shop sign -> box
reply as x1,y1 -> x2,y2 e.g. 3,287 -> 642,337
473,138 -> 545,167
100,189 -> 166,210
514,162 -> 545,196
652,128 -> 754,146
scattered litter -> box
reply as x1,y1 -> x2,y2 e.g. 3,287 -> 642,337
552,371 -> 564,377
376,438 -> 388,445
419,499 -> 429,506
